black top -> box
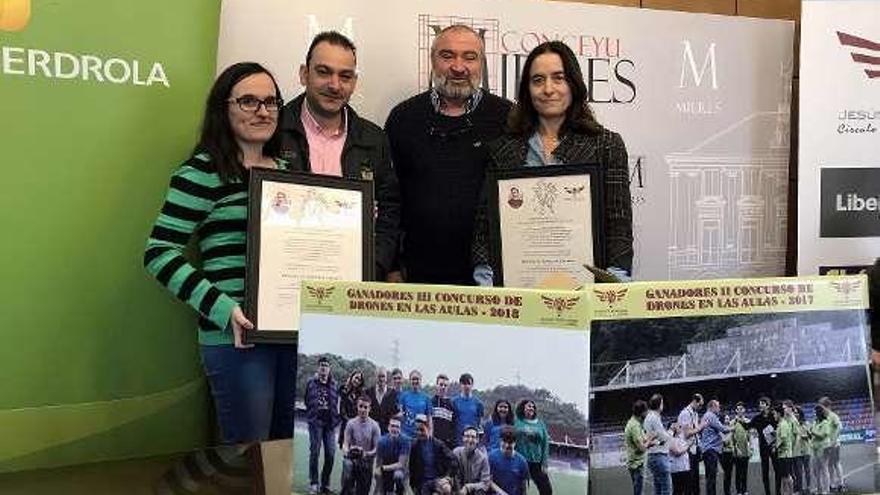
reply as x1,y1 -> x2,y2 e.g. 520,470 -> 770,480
748,411 -> 778,452
409,437 -> 456,488
431,395 -> 457,448
367,386 -> 399,434
386,91 -> 512,285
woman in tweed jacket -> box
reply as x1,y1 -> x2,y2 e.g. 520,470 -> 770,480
472,41 -> 633,283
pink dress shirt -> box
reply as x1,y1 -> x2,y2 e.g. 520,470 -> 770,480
300,100 -> 347,177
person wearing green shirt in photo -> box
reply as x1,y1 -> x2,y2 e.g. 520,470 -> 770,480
775,401 -> 798,495
810,405 -> 831,495
514,399 -> 551,495
720,412 -> 735,495
793,406 -> 812,495
731,403 -> 751,495
624,399 -> 656,495
818,397 -> 843,493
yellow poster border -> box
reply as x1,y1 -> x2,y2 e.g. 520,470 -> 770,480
589,275 -> 868,321
299,281 -> 589,331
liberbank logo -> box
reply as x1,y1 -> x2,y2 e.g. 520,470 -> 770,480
820,168 -> 880,238
0,0 -> 29,32
837,31 -> 880,80
0,1 -> 170,87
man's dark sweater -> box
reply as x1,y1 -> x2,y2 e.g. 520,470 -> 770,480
385,91 -> 511,285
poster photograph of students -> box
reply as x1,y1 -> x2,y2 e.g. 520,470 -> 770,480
587,276 -> 876,495
292,281 -> 590,495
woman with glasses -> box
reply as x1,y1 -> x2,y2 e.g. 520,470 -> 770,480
144,62 -> 294,444
472,41 -> 633,284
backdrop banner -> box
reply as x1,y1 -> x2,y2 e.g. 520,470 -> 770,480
1,0 -> 219,472
218,0 -> 794,281
797,0 -> 880,276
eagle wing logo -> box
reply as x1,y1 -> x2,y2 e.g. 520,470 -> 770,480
541,295 -> 581,317
830,279 -> 861,296
306,286 -> 335,303
564,184 -> 586,196
593,288 -> 629,307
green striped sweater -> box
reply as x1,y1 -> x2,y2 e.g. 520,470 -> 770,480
144,153 -> 285,345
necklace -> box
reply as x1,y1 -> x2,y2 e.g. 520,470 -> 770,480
540,133 -> 559,159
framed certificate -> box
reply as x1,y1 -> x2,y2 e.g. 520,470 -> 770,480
244,169 -> 374,343
488,164 -> 604,289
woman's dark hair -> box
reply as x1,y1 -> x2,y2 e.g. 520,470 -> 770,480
195,62 -> 282,184
814,404 -> 826,421
346,370 -> 364,390
491,399 -> 514,425
515,399 -> 537,420
507,41 -> 601,137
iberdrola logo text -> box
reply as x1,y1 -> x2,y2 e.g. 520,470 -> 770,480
0,0 -> 170,87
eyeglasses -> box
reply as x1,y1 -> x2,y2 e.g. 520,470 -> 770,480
228,95 -> 283,113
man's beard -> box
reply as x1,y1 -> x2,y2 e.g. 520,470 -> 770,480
431,72 -> 479,100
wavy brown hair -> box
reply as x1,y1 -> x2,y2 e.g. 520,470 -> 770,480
507,41 -> 601,137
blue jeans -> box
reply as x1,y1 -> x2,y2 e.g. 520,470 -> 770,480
309,422 -> 337,488
647,453 -> 672,495
199,344 -> 296,443
630,466 -> 644,495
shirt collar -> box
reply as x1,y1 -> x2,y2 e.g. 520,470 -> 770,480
430,87 -> 484,115
302,98 -> 347,137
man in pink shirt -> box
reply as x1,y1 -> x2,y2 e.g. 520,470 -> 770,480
279,31 -> 400,280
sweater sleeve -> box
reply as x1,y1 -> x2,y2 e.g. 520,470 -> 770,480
541,421 -> 550,464
143,164 -> 238,330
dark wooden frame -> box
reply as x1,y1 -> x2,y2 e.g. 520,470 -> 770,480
244,169 -> 374,343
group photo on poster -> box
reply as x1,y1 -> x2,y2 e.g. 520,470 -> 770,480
292,282 -> 591,495
588,280 -> 875,495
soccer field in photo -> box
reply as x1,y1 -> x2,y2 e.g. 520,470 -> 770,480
590,443 -> 878,495
291,426 -> 588,495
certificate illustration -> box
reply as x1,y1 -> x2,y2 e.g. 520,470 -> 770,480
245,169 -> 373,343
490,164 -> 604,289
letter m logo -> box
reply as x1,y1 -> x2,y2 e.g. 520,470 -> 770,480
0,0 -> 30,32
307,14 -> 355,42
679,40 -> 718,89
